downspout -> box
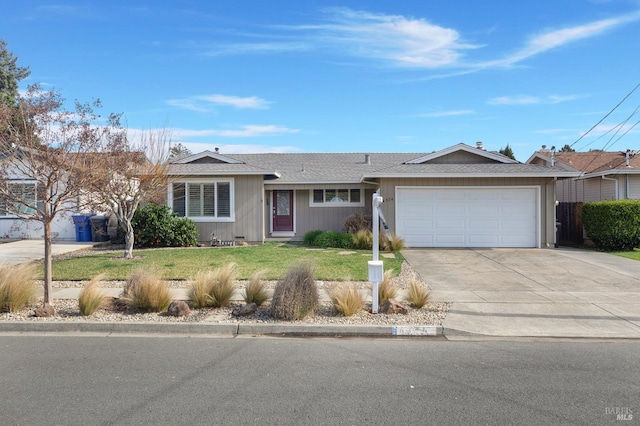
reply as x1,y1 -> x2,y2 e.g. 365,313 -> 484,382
626,175 -> 630,199
601,175 -> 619,200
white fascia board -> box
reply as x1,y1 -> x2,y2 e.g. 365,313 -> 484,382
576,169 -> 640,179
168,170 -> 279,177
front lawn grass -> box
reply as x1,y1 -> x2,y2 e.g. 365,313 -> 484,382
612,249 -> 640,261
48,243 -> 404,281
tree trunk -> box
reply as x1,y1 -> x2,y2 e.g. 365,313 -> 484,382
43,221 -> 54,307
123,220 -> 134,259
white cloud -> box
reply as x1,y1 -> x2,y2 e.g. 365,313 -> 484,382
166,94 -> 272,112
483,11 -> 640,67
202,42 -> 309,57
200,94 -> 272,109
173,124 -> 299,138
416,109 -> 475,117
310,8 -> 479,68
488,94 -> 581,105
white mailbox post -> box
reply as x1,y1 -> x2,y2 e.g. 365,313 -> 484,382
368,190 -> 384,314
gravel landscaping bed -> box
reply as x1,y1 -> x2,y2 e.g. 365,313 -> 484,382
2,255 -> 448,326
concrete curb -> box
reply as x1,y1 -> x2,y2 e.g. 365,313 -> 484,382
0,321 -> 443,338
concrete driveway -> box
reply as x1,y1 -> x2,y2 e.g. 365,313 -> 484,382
0,240 -> 96,266
402,248 -> 640,338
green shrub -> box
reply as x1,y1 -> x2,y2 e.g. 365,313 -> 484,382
303,230 -> 324,246
0,264 -> 37,313
330,283 -> 365,316
122,268 -> 171,312
271,263 -> 319,321
582,200 -> 640,251
343,211 -> 372,234
78,274 -> 107,316
132,203 -> 199,248
244,270 -> 269,306
403,277 -> 430,309
313,231 -> 355,249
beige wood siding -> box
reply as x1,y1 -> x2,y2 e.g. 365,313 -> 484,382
583,177 -> 617,202
192,175 -> 264,244
628,175 -> 640,199
379,177 -> 555,247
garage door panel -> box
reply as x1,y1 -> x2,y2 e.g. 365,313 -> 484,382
469,219 -> 499,229
396,187 -> 538,248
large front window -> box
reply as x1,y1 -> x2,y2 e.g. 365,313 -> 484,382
310,188 -> 363,207
172,181 -> 232,220
0,182 -> 43,217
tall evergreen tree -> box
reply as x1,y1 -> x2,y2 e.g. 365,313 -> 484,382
559,144 -> 575,152
0,40 -> 31,106
499,144 -> 516,160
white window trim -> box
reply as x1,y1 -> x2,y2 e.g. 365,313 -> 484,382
168,178 -> 235,222
308,188 -> 364,207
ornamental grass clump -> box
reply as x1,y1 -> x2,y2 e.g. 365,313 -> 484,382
380,233 -> 405,252
330,283 -> 365,317
78,274 -> 107,316
351,229 -> 373,250
378,269 -> 398,305
209,263 -> 237,308
271,262 -> 318,321
243,270 -> 269,306
122,267 -> 171,313
188,270 -> 215,309
0,264 -> 37,313
403,276 -> 430,309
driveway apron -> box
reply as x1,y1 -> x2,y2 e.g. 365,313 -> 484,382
401,248 -> 640,338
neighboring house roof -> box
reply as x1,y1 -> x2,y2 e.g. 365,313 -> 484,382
527,150 -> 640,178
169,143 -> 581,184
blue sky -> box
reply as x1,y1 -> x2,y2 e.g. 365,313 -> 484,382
3,0 -> 640,161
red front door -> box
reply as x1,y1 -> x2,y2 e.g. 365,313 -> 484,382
273,190 -> 294,232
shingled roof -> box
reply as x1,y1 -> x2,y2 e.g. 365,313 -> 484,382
529,150 -> 640,176
169,144 -> 581,183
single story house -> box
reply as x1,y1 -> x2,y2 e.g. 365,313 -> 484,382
526,148 -> 640,202
167,143 -> 580,248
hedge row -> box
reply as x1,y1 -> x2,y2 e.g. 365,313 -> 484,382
581,200 -> 640,251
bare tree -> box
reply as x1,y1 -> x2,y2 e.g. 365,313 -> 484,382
85,128 -> 170,259
0,84 -> 109,311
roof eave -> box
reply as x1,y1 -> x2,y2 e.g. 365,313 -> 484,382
363,172 -> 582,179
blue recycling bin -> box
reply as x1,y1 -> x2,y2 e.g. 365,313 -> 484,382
72,214 -> 93,242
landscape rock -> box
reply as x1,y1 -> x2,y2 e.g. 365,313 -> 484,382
379,299 -> 409,315
167,300 -> 191,317
34,304 -> 56,317
232,302 -> 257,317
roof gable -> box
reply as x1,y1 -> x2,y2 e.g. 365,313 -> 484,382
172,150 -> 244,165
405,143 -> 519,164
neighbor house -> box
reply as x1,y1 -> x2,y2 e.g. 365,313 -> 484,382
167,143 -> 580,248
526,148 -> 640,202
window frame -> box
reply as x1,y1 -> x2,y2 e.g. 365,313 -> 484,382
309,188 -> 364,207
0,181 -> 43,218
170,179 -> 234,222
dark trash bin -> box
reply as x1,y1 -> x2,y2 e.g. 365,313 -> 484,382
72,214 -> 93,242
89,215 -> 110,242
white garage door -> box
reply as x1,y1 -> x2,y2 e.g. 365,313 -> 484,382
396,187 -> 538,248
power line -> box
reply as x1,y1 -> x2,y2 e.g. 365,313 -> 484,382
570,83 -> 640,149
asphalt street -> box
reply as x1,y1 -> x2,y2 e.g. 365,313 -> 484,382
1,335 -> 637,425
